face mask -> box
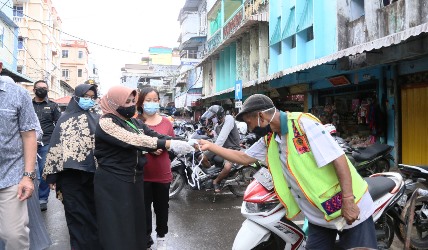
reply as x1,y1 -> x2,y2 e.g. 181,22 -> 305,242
143,102 -> 159,115
252,108 -> 276,137
78,97 -> 96,110
35,88 -> 48,98
116,105 -> 136,119
211,117 -> 218,124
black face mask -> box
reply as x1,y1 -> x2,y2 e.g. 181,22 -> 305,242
35,88 -> 48,98
252,124 -> 272,138
116,105 -> 136,119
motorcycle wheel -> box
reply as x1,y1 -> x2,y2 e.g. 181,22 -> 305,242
398,196 -> 428,249
252,233 -> 286,250
228,166 -> 258,197
375,214 -> 395,249
169,171 -> 185,199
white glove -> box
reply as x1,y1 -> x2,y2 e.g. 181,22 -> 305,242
187,139 -> 198,147
169,140 -> 195,155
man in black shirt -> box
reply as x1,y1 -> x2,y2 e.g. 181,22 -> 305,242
32,80 -> 61,211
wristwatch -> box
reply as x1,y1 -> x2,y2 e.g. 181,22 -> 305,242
23,171 -> 36,180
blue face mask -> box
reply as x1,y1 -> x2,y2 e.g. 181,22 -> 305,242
143,102 -> 159,115
78,97 -> 96,110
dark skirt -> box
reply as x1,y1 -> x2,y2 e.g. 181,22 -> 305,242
94,167 -> 146,250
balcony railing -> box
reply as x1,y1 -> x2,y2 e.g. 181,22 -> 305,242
204,0 -> 268,55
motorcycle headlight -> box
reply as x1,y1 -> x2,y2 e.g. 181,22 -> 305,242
245,201 -> 280,213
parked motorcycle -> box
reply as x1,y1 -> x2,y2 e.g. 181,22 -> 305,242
232,167 -> 406,250
396,164 -> 428,249
325,124 -> 393,176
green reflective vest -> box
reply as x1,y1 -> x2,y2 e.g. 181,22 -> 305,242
265,112 -> 367,221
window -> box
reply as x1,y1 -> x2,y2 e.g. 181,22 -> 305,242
13,6 -> 23,17
18,37 -> 24,50
291,35 -> 296,48
62,50 -> 69,58
78,51 -> 83,59
307,26 -> 314,41
62,69 -> 69,78
350,0 -> 365,21
78,69 -> 83,77
0,26 -> 4,48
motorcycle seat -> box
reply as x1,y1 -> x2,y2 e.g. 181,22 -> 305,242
352,143 -> 392,162
204,166 -> 222,174
399,164 -> 428,179
364,176 -> 396,201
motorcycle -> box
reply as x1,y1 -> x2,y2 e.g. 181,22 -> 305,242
396,164 -> 428,249
168,150 -> 259,199
232,167 -> 406,250
325,124 -> 394,176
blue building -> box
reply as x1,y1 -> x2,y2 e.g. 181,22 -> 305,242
0,0 -> 32,82
266,0 -> 428,165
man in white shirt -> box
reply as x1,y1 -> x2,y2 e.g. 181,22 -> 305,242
198,94 -> 377,249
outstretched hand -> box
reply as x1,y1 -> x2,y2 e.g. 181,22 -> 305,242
198,139 -> 212,151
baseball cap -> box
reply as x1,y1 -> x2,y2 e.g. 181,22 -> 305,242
235,94 -> 275,122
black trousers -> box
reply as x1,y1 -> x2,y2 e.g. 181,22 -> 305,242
144,182 -> 170,238
57,169 -> 102,250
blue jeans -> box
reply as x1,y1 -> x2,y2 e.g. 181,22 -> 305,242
37,144 -> 50,203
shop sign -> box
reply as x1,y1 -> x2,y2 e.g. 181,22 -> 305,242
207,31 -> 222,53
223,9 -> 243,39
328,75 -> 351,86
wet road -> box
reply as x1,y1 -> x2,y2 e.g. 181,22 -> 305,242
42,188 -> 404,249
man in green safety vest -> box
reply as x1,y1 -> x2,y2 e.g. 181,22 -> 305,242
198,94 -> 377,250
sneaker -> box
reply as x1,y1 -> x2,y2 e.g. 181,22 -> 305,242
40,203 -> 47,211
156,237 -> 167,250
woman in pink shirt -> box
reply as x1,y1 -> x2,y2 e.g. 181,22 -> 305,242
136,87 -> 174,250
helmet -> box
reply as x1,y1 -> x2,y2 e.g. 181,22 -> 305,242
200,105 -> 225,128
324,124 -> 337,135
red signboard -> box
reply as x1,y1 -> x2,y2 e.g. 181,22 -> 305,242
223,10 -> 243,39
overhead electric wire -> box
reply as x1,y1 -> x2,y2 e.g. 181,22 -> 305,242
0,0 -> 147,55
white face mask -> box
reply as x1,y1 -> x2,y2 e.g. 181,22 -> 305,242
211,117 -> 218,124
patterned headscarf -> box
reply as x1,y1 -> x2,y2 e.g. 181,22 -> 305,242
100,85 -> 137,117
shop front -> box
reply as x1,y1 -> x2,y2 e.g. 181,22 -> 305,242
310,79 -> 387,148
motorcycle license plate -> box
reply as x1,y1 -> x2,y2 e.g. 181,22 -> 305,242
254,167 -> 274,191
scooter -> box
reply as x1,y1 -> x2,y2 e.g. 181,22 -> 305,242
232,167 -> 406,250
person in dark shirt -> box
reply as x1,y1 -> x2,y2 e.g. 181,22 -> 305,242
32,80 -> 61,211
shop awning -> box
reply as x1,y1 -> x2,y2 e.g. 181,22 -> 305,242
1,67 -> 34,83
202,22 -> 428,99
179,36 -> 207,50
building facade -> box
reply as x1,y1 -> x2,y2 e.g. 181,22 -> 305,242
13,0 -> 62,99
199,0 -> 270,110
264,0 -> 428,165
175,0 -> 207,115
60,39 -> 90,90
0,0 -> 33,83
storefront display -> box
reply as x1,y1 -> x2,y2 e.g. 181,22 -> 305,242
311,84 -> 385,147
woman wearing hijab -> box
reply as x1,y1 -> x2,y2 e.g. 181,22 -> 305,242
136,87 -> 174,250
94,85 -> 194,250
43,84 -> 102,250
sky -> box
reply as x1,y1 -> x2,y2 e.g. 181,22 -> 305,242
53,0 -> 186,94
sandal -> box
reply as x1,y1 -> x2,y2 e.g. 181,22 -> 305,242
213,183 -> 221,193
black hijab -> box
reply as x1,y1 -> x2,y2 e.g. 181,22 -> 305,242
43,84 -> 100,176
